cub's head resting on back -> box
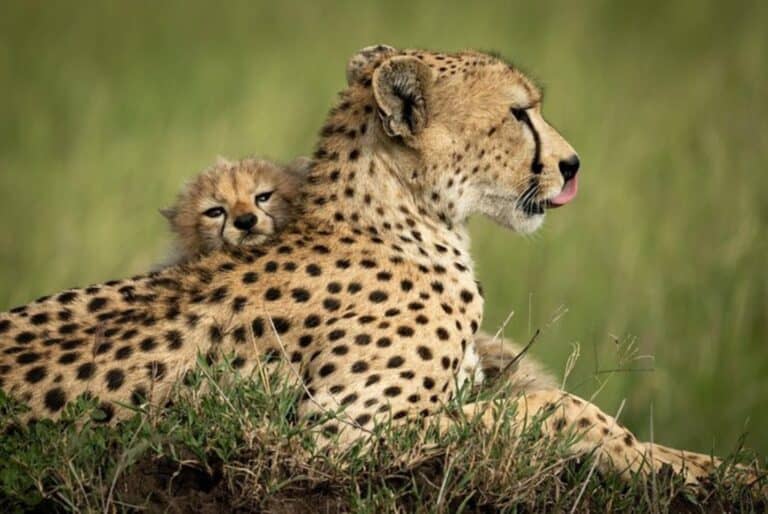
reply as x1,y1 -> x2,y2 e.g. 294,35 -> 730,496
161,156 -> 309,265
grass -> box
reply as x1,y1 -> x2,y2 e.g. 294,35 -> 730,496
1,358 -> 764,512
0,0 -> 766,510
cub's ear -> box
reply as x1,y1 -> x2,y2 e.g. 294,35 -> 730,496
372,56 -> 433,139
159,207 -> 177,221
285,156 -> 313,177
346,44 -> 397,85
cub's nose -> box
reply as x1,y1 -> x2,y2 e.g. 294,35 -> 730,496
558,155 -> 580,181
233,213 -> 257,231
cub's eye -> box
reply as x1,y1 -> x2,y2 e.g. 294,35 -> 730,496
511,107 -> 526,121
255,191 -> 274,203
202,207 -> 225,218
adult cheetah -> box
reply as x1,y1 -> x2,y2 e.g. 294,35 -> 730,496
0,45 -> 750,487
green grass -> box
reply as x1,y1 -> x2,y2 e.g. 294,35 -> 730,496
1,360 -> 764,512
0,0 -> 767,507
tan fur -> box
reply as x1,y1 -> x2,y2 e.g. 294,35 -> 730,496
161,157 -> 305,265
0,46 -> 757,489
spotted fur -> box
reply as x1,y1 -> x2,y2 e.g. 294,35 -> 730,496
0,46 -> 757,488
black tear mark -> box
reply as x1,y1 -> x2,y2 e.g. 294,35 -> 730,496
512,108 -> 543,174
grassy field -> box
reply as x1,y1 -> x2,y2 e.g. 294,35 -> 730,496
0,0 -> 766,505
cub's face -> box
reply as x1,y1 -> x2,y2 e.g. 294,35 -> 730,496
163,157 -> 305,260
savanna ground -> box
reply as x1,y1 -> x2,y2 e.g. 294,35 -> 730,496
0,0 -> 766,511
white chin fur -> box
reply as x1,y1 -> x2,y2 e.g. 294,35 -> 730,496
510,212 -> 545,234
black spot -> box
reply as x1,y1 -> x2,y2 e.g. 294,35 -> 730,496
95,341 -> 113,355
44,387 -> 67,412
335,259 -> 351,269
273,317 -> 291,334
57,291 -> 78,304
417,346 -> 433,360
0,319 -> 10,334
264,288 -> 282,301
242,272 -> 259,284
329,329 -> 346,341
58,324 -> 78,335
140,337 -> 157,351
252,318 -> 265,337
431,281 -> 444,293
376,337 -> 392,348
365,374 -> 381,386
166,330 -> 184,350
407,302 -> 424,311
299,334 -> 313,347
369,291 -> 388,303
436,328 -> 450,341
460,290 -> 474,303
131,387 -> 148,406
360,259 -> 377,268
232,326 -> 247,344
17,352 -> 40,365
327,282 -> 342,294
347,282 -> 362,294
319,363 -> 336,377
15,331 -> 36,344
30,313 -> 49,325
87,297 -> 109,312
323,298 -> 341,312
387,356 -> 405,368
304,315 -> 321,328
146,361 -> 167,380
423,377 -> 435,389
232,296 -> 247,312
76,362 -> 95,380
306,264 -> 322,276
209,325 -> 223,343
384,386 -> 402,397
208,286 -> 229,303
354,334 -> 371,346
25,366 -> 47,383
106,369 -> 125,390
397,326 -> 415,337
58,352 -> 81,364
349,149 -> 360,161
265,261 -> 278,272
292,288 -> 311,303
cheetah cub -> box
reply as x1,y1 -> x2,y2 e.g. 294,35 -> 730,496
161,156 -> 309,265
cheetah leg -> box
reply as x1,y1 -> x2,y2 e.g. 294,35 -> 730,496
437,390 -> 723,486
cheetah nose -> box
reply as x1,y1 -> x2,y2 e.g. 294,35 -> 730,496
558,154 -> 580,182
233,213 -> 257,231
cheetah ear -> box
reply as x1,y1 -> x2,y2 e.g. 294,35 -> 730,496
159,207 -> 177,221
285,156 -> 313,177
372,56 -> 433,139
346,44 -> 397,85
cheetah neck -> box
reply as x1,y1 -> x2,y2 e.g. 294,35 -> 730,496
303,90 -> 473,267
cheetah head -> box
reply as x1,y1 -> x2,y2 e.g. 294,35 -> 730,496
161,157 -> 306,258
349,45 -> 579,234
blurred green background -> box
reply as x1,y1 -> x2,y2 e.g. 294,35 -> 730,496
1,1 -> 766,455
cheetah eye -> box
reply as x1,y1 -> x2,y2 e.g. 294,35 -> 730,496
255,191 -> 274,203
202,206 -> 225,218
510,107 -> 527,122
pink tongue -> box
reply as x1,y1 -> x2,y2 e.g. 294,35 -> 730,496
549,175 -> 578,206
